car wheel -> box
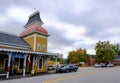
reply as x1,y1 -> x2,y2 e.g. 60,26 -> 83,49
66,70 -> 69,73
74,69 -> 77,72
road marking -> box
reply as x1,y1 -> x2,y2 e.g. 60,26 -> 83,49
42,67 -> 119,83
42,72 -> 97,83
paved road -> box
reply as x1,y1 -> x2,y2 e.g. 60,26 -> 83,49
1,67 -> 120,83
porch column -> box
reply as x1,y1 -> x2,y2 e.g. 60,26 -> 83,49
32,57 -> 35,70
45,58 -> 48,67
45,56 -> 52,71
55,57 -> 58,65
23,54 -> 27,77
46,56 -> 51,67
31,56 -> 35,75
6,53 -> 12,78
45,57 -> 48,70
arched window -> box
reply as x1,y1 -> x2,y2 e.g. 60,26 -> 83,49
38,58 -> 43,69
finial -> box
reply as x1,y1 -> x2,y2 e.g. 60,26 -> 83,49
33,8 -> 37,12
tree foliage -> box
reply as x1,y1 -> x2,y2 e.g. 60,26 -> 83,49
67,48 -> 89,64
95,41 -> 115,62
114,44 -> 120,56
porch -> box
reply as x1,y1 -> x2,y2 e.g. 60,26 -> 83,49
0,48 -> 59,79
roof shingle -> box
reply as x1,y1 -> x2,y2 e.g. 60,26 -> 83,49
0,32 -> 30,49
24,11 -> 43,27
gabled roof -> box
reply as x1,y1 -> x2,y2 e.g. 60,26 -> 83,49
0,32 -> 30,49
24,11 -> 43,28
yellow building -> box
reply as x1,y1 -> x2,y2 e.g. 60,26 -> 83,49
0,11 -> 60,78
20,11 -> 49,53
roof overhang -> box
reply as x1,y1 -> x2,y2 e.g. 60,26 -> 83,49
0,48 -> 60,57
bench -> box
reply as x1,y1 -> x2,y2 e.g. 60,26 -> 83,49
0,67 -> 7,77
0,73 -> 7,76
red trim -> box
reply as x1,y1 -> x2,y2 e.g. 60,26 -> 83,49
20,26 -> 48,37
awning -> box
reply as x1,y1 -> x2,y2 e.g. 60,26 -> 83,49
0,48 -> 60,57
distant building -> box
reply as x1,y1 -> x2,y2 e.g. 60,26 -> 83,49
89,55 -> 120,66
0,11 -> 60,78
89,55 -> 96,66
112,55 -> 120,65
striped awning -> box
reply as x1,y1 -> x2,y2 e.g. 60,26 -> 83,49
0,48 -> 60,56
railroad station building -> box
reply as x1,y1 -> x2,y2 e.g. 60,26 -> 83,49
0,11 -> 60,78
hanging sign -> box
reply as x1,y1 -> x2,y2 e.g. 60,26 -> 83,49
12,53 -> 25,58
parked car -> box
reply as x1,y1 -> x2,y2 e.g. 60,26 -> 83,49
94,63 -> 114,68
100,63 -> 107,67
107,64 -> 114,67
56,64 -> 66,73
47,65 -> 55,70
94,64 -> 101,68
56,64 -> 78,73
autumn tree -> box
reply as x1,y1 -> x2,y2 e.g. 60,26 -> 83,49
68,50 -> 79,63
67,48 -> 89,64
95,41 -> 115,63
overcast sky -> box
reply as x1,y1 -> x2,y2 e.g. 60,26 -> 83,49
0,0 -> 120,58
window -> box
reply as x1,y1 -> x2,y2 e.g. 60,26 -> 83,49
42,44 -> 46,51
37,43 -> 41,51
38,58 -> 43,69
19,58 -> 24,69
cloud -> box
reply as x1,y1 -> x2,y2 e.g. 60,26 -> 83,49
0,0 -> 120,58
6,6 -> 32,23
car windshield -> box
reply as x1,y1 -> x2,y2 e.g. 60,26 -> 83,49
61,65 -> 66,68
63,66 -> 67,69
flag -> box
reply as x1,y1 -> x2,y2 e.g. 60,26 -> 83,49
28,55 -> 31,65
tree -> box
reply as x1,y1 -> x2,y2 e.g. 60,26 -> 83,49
95,41 -> 115,63
82,49 -> 89,63
114,44 -> 120,56
67,48 -> 89,64
68,50 -> 79,63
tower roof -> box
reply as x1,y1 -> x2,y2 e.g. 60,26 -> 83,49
24,11 -> 43,28
20,11 -> 49,37
20,26 -> 49,37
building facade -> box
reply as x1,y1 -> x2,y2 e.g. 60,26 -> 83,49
0,11 -> 59,78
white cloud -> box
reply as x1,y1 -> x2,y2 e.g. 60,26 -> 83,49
108,36 -> 120,44
43,15 -> 87,40
6,6 -> 32,23
70,0 -> 93,15
87,49 -> 95,55
0,0 -> 120,58
106,27 -> 120,34
0,16 -> 7,25
65,25 -> 87,39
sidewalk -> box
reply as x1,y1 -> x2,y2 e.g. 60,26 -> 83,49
78,67 -> 93,70
0,71 -> 56,80
0,68 -> 94,80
